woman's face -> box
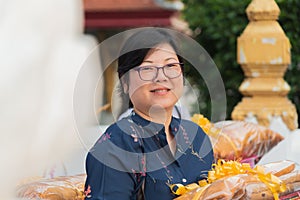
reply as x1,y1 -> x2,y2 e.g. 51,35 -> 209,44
127,43 -> 184,117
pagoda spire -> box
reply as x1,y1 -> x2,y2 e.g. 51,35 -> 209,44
232,0 -> 298,130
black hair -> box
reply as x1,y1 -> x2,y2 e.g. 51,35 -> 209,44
117,28 -> 184,116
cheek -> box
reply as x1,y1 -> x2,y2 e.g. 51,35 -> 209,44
174,86 -> 183,101
128,72 -> 138,94
129,80 -> 143,95
129,84 -> 149,108
128,75 -> 148,102
129,85 -> 142,99
173,77 -> 184,97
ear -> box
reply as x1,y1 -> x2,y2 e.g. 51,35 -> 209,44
123,82 -> 129,94
120,76 -> 129,94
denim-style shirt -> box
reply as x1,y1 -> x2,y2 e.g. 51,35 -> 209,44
84,112 -> 214,200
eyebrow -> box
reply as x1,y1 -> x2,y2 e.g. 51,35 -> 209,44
143,57 -> 178,63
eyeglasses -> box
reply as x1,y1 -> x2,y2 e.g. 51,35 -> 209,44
133,62 -> 183,81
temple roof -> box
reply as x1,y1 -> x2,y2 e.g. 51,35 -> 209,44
84,0 -> 165,11
83,0 -> 183,29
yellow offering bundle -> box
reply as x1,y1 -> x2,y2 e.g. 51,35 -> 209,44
191,114 -> 283,164
171,160 -> 299,200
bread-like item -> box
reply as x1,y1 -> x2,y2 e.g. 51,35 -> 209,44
262,160 -> 295,177
199,174 -> 259,200
212,120 -> 284,161
230,170 -> 300,200
174,174 -> 260,200
174,160 -> 299,200
40,186 -> 82,200
174,187 -> 205,200
243,181 -> 300,200
175,172 -> 300,200
280,170 -> 300,185
16,174 -> 86,200
210,132 -> 241,160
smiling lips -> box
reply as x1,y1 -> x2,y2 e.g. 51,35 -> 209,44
150,88 -> 171,95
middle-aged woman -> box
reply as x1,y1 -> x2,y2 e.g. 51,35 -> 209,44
84,28 -> 214,200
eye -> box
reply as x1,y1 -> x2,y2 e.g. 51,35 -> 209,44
166,63 -> 179,68
140,66 -> 155,72
166,63 -> 180,70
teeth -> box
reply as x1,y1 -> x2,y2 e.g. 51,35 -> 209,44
153,89 -> 168,92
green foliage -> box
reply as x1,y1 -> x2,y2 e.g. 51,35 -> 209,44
277,0 -> 300,124
182,0 -> 300,125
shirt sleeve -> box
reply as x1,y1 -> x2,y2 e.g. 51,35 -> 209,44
84,152 -> 137,200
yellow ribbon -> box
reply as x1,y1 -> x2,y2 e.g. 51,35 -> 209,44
254,165 -> 286,200
191,114 -> 212,135
191,114 -> 239,158
170,183 -> 199,195
170,159 -> 286,200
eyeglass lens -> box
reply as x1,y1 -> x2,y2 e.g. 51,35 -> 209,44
137,63 -> 182,81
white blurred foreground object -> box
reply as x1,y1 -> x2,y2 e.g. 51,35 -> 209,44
257,129 -> 300,169
0,0 -> 102,198
246,114 -> 300,168
245,114 -> 292,138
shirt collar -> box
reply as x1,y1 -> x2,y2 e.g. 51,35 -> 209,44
130,111 -> 181,136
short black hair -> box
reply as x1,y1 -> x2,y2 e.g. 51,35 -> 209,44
117,28 -> 184,115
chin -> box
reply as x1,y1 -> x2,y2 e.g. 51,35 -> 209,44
149,103 -> 175,112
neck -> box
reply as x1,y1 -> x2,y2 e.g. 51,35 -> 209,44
134,106 -> 176,155
133,106 -> 173,128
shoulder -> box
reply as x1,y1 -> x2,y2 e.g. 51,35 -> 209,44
175,118 -> 206,136
174,118 -> 211,148
100,118 -> 132,139
179,118 -> 199,127
92,118 -> 141,152
87,118 -> 143,172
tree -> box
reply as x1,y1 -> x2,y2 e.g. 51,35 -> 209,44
182,0 -> 300,125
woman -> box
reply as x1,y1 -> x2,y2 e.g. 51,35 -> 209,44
84,28 -> 214,200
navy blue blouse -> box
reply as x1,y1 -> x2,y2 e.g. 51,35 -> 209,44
84,112 -> 214,200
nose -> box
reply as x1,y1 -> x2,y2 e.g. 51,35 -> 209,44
154,67 -> 167,82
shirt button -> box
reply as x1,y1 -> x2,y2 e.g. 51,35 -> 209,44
182,178 -> 187,183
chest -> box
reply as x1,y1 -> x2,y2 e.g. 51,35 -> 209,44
141,150 -> 208,200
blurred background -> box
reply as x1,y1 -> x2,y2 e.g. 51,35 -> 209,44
1,0 -> 299,198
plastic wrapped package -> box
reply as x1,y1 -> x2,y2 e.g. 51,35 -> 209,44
243,170 -> 300,200
175,174 -> 260,200
262,160 -> 296,176
173,187 -> 204,200
16,174 -> 86,200
199,174 -> 259,200
174,172 -> 300,200
174,160 -> 298,200
243,182 -> 300,200
212,120 -> 284,161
